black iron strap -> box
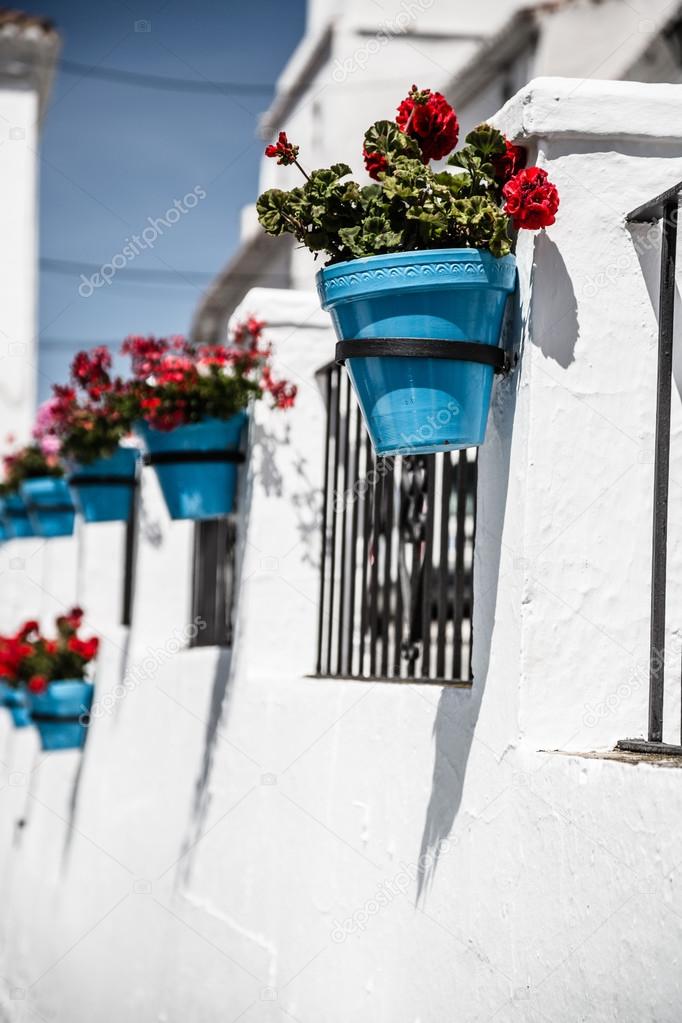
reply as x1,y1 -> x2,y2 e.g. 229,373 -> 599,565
30,712 -> 89,724
23,503 -> 74,514
335,338 -> 510,373
69,474 -> 137,487
144,450 -> 246,467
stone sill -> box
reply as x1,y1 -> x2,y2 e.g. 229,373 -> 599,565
544,748 -> 682,769
306,674 -> 472,688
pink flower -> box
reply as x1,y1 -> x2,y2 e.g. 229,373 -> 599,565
39,434 -> 61,457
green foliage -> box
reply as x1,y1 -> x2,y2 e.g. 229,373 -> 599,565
257,122 -> 513,262
0,445 -> 62,495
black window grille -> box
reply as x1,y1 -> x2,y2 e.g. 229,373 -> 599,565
190,519 -> 237,647
315,362 -> 476,684
618,182 -> 682,755
121,481 -> 140,627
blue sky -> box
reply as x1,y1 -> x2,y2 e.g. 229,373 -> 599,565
21,0 -> 306,399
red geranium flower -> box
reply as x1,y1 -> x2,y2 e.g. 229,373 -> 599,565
265,131 -> 300,166
28,675 -> 48,694
503,166 -> 559,231
67,635 -> 99,661
363,149 -> 389,180
16,620 -> 39,639
492,138 -> 526,184
396,85 -> 459,163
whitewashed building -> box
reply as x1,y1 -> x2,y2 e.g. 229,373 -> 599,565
3,2 -> 682,1022
0,9 -> 59,442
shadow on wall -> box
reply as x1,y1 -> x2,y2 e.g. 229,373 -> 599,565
528,232 -> 579,368
416,291 -> 521,903
176,646 -> 233,889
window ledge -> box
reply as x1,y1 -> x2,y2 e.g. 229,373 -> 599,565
542,747 -> 682,769
306,674 -> 472,688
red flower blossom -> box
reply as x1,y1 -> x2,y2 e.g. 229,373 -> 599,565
67,635 -> 99,661
492,138 -> 526,184
16,620 -> 39,639
67,606 -> 84,629
141,397 -> 162,413
71,347 -> 112,397
503,166 -> 559,231
396,85 -> 459,162
363,149 -> 389,180
264,131 -> 300,166
156,355 -> 195,386
28,675 -> 48,694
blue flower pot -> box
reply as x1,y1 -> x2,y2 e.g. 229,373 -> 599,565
20,477 -> 75,538
316,248 -> 517,456
136,414 -> 248,520
27,679 -> 94,751
1,493 -> 36,538
0,682 -> 32,728
0,511 -> 7,542
69,447 -> 139,523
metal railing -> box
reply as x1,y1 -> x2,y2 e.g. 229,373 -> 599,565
315,362 -> 476,684
618,182 -> 682,755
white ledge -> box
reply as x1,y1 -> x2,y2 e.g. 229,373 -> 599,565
490,77 -> 682,144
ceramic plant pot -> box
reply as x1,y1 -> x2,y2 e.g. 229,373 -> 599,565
69,447 -> 139,523
20,477 -> 75,538
316,248 -> 517,456
136,414 -> 248,520
27,679 -> 94,751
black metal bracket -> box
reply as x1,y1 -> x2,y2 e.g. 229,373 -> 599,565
31,712 -> 89,724
617,739 -> 682,757
69,474 -> 138,487
144,450 -> 246,466
335,338 -> 513,375
23,502 -> 74,514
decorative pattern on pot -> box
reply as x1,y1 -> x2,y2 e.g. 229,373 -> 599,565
0,682 -> 32,728
1,493 -> 36,538
136,414 -> 248,520
20,477 -> 75,538
69,447 -> 139,523
27,679 -> 94,751
317,248 -> 517,455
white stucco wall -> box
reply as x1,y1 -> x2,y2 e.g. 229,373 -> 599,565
0,86 -> 39,443
3,77 -> 682,1022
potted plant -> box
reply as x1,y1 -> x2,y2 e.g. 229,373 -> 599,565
0,442 -> 74,538
36,348 -> 140,524
124,318 -> 296,520
0,609 -> 98,750
257,86 -> 559,455
0,622 -> 38,728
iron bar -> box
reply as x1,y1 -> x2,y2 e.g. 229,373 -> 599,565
325,365 -> 342,675
336,375 -> 352,674
647,200 -> 677,744
345,404 -> 362,677
315,368 -> 333,674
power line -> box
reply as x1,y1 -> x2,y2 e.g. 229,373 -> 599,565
59,59 -> 275,95
58,59 -> 415,98
39,256 -> 292,287
40,256 -> 213,284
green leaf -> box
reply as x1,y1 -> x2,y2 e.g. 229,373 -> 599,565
363,120 -> 421,163
256,189 -> 291,235
464,123 -> 506,157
